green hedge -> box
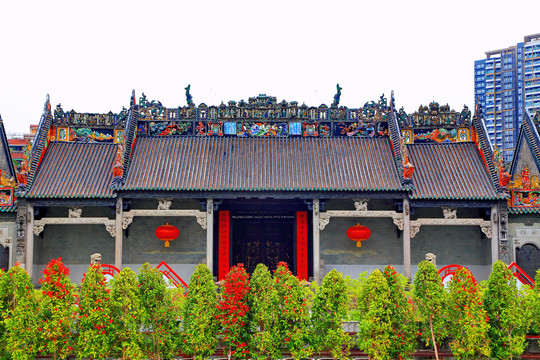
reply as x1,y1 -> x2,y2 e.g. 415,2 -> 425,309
0,259 -> 535,359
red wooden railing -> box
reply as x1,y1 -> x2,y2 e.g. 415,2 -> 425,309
509,261 -> 535,288
101,263 -> 121,277
157,261 -> 189,291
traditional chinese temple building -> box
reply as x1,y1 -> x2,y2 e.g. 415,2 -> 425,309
4,87 -> 537,284
506,110 -> 540,280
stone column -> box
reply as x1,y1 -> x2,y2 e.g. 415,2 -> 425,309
115,197 -> 123,269
25,203 -> 34,280
491,204 -> 499,265
206,199 -> 214,271
403,198 -> 411,279
313,199 -> 320,283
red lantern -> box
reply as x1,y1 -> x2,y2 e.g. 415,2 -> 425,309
347,223 -> 371,247
155,223 -> 179,247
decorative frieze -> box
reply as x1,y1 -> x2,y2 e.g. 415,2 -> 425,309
319,209 -> 404,230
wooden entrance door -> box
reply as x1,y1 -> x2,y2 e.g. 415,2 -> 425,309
232,212 -> 294,274
516,243 -> 540,280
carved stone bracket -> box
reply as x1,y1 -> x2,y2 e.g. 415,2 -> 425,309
33,217 -> 116,237
105,225 -> 116,237
481,226 -> 492,239
319,218 -> 330,230
196,213 -> 208,230
33,225 -> 44,236
319,209 -> 403,230
409,218 -> 492,238
392,215 -> 404,230
122,215 -> 134,230
410,226 -> 420,238
122,209 -> 208,230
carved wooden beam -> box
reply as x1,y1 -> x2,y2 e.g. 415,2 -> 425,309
33,217 -> 116,237
122,209 -> 207,230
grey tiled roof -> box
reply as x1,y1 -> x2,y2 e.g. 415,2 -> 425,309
26,142 -> 117,198
408,142 -> 500,200
122,136 -> 404,192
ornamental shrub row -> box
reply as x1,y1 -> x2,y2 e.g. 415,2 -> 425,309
0,259 -> 538,360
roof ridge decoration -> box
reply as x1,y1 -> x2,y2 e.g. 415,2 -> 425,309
471,99 -> 502,195
134,89 -> 391,138
17,95 -> 55,196
111,90 -> 137,189
52,103 -> 126,143
398,102 -> 472,145
0,114 -> 18,211
388,91 -> 414,187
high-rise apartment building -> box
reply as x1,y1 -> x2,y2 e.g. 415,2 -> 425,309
474,33 -> 540,163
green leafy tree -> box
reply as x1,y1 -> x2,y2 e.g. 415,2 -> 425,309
3,266 -> 40,360
274,261 -> 312,360
447,267 -> 490,359
526,269 -> 540,335
383,266 -> 417,360
77,263 -> 114,359
182,263 -> 219,360
138,263 -> 180,359
344,273 -> 367,321
413,260 -> 448,360
248,263 -> 281,360
0,268 -> 14,358
38,258 -> 77,360
483,261 -> 527,359
357,269 -> 394,360
218,264 -> 251,359
311,269 -> 351,359
111,267 -> 144,359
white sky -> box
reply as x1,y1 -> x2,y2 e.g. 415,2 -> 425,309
0,0 -> 539,135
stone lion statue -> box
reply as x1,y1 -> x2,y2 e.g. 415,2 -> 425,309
425,253 -> 436,266
90,253 -> 102,265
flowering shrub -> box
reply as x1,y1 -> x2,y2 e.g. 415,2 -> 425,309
311,269 -> 351,359
111,267 -> 144,359
218,264 -> 251,359
413,260 -> 447,360
38,258 -> 77,360
483,260 -> 527,360
77,263 -> 114,359
138,262 -> 180,359
447,267 -> 490,359
0,268 -> 14,358
248,263 -> 281,360
3,266 -> 40,360
274,261 -> 312,360
182,263 -> 219,359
